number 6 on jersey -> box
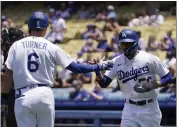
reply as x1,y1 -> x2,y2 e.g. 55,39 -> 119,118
27,53 -> 39,72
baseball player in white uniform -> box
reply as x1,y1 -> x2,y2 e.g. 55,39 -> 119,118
46,11 -> 66,44
94,29 -> 173,127
3,11 -> 113,127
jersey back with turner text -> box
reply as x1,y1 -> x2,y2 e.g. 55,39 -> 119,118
5,36 -> 73,89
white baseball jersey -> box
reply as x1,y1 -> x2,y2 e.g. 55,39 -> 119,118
52,18 -> 66,41
5,36 -> 73,89
105,51 -> 169,101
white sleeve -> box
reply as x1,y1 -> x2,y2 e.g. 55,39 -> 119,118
54,46 -> 73,69
62,20 -> 66,29
104,57 -> 118,80
150,54 -> 169,77
5,44 -> 15,70
104,66 -> 117,80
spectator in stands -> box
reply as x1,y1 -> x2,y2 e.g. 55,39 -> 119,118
82,24 -> 94,39
169,85 -> 176,101
53,72 -> 63,88
138,14 -> 150,27
160,63 -> 176,94
46,11 -> 67,44
66,1 -> 76,14
159,63 -> 175,93
107,36 -> 118,52
138,10 -> 150,26
160,51 -> 176,93
163,47 -> 176,70
1,15 -> 10,29
69,80 -> 89,101
2,21 -> 9,29
88,84 -> 105,101
48,8 -> 56,23
7,18 -> 16,28
149,9 -> 164,26
109,35 -> 122,58
165,30 -> 176,51
163,31 -> 176,63
1,15 -> 7,22
146,35 -> 159,51
59,3 -> 70,19
59,68 -> 72,82
168,59 -> 176,78
87,7 -> 96,19
104,14 -> 120,35
82,24 -> 104,40
137,31 -> 147,51
96,37 -> 108,52
73,53 -> 93,84
65,72 -> 81,87
75,52 -> 85,63
96,9 -> 107,21
80,72 -> 92,84
79,5 -> 90,19
107,5 -> 117,20
79,38 -> 94,54
160,36 -> 170,51
128,13 -> 140,27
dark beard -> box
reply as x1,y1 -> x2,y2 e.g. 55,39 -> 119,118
124,50 -> 138,59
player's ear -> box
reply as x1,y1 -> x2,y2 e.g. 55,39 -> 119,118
42,28 -> 47,36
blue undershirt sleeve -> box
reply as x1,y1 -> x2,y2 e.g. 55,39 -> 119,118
66,62 -> 100,74
96,72 -> 112,88
160,72 -> 173,86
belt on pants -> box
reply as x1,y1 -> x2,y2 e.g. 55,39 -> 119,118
126,99 -> 154,106
15,84 -> 48,99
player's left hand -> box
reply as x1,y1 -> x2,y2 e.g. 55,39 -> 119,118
134,81 -> 159,93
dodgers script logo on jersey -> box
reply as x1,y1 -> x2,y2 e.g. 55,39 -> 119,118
117,66 -> 150,83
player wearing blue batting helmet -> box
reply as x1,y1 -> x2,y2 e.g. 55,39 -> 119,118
28,11 -> 49,35
117,29 -> 139,59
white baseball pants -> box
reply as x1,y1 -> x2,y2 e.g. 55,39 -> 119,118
121,100 -> 162,127
14,86 -> 55,127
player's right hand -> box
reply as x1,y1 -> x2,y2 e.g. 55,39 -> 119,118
97,60 -> 114,70
87,57 -> 114,70
98,56 -> 114,70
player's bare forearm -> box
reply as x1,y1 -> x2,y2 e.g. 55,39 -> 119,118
95,71 -> 103,81
95,71 -> 112,88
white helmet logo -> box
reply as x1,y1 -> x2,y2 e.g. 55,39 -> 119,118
122,32 -> 126,38
37,21 -> 40,28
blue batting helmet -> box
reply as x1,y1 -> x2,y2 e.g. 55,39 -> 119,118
28,11 -> 49,30
118,29 -> 139,53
